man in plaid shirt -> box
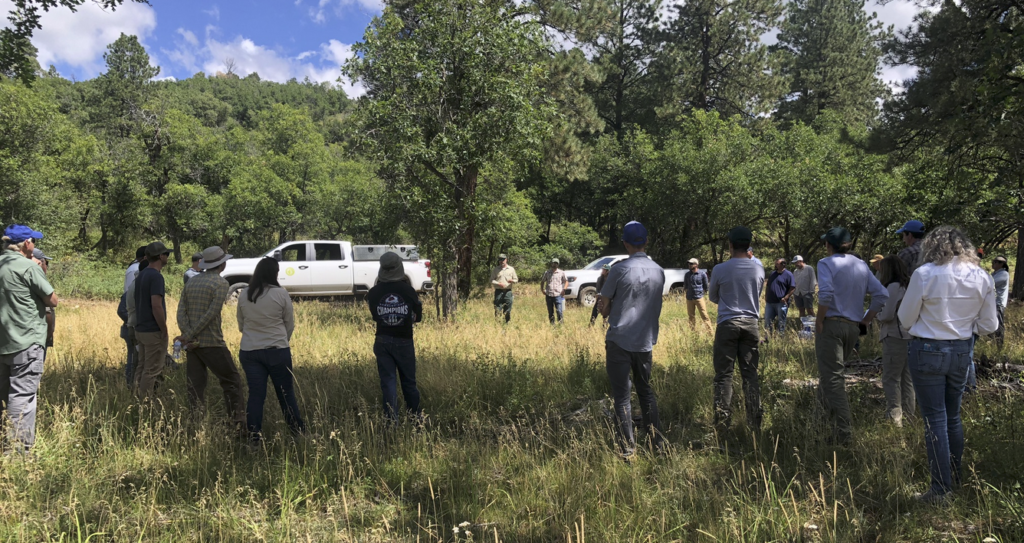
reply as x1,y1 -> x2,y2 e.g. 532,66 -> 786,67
175,246 -> 245,433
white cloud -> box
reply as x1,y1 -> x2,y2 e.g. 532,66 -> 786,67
203,5 -> 220,20
164,28 -> 364,97
0,0 -> 157,77
305,0 -> 383,23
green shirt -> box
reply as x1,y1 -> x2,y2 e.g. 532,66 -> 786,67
0,248 -> 55,355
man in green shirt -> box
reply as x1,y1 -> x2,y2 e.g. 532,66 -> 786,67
490,254 -> 518,323
0,225 -> 59,453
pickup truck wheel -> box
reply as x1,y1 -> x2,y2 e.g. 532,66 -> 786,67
226,282 -> 247,305
669,286 -> 686,302
579,286 -> 598,308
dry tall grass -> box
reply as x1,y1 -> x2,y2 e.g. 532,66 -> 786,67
1,289 -> 1022,541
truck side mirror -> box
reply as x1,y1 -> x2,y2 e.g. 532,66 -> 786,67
273,250 -> 282,262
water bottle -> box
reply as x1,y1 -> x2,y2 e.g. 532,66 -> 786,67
799,317 -> 815,340
172,340 -> 182,360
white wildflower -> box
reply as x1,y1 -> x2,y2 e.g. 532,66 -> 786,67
453,526 -> 459,535
459,521 -> 471,527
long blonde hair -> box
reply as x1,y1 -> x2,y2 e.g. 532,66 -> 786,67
918,226 -> 979,267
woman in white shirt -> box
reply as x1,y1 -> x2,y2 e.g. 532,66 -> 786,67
237,257 -> 305,443
897,226 -> 998,504
875,255 -> 915,426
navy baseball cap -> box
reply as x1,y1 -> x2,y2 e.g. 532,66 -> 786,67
4,224 -> 43,243
896,220 -> 925,234
621,221 -> 648,246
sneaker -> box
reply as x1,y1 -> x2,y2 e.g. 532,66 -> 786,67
914,490 -> 951,505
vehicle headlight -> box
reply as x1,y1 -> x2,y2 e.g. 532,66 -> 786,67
567,276 -> 577,282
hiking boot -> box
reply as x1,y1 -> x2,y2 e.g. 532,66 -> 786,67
914,490 -> 951,505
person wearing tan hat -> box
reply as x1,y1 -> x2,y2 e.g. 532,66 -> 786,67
992,256 -> 1010,346
134,241 -> 171,402
175,246 -> 246,432
683,258 -> 713,333
367,252 -> 424,421
869,254 -> 885,280
791,255 -> 817,318
490,254 -> 518,323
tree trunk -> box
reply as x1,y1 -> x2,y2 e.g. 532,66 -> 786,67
1013,227 -> 1024,302
171,234 -> 182,264
440,240 -> 459,322
456,166 -> 479,302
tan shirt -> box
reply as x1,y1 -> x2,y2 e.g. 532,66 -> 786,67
490,265 -> 518,290
237,285 -> 295,351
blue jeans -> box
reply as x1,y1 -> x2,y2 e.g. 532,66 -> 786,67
908,338 -> 971,495
764,302 -> 788,335
373,336 -> 420,420
239,348 -> 305,439
546,296 -> 565,324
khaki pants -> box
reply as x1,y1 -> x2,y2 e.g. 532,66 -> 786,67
815,319 -> 859,443
186,346 -> 246,428
881,337 -> 915,424
687,298 -> 714,332
135,331 -> 167,402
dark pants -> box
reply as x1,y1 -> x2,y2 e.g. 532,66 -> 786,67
122,326 -> 137,387
995,305 -> 1005,347
590,305 -> 607,326
0,344 -> 45,452
186,346 -> 246,428
373,335 -> 421,420
815,319 -> 860,443
712,318 -> 762,430
239,348 -> 305,438
605,340 -> 663,454
494,290 -> 513,322
546,295 -> 564,324
908,338 -> 971,496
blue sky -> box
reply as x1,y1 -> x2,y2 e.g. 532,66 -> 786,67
3,0 -> 923,98
1,0 -> 381,96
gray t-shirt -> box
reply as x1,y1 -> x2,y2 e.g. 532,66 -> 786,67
600,252 -> 665,353
708,257 -> 765,324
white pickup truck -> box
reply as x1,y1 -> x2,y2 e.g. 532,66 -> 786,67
564,255 -> 701,307
220,240 -> 433,301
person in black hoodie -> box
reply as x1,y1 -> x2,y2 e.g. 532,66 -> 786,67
367,252 -> 423,422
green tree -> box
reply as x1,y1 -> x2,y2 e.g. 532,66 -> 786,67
0,0 -> 147,85
774,0 -> 890,125
345,0 -> 552,319
656,0 -> 784,119
885,0 -> 1024,299
93,33 -> 160,137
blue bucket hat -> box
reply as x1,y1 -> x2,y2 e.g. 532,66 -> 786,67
896,220 -> 925,235
621,221 -> 648,246
4,224 -> 43,244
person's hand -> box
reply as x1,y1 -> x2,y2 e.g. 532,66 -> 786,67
859,317 -> 873,327
815,321 -> 823,335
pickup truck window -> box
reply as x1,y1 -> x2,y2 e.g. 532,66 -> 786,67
584,257 -> 617,270
281,243 -> 307,262
314,243 -> 344,261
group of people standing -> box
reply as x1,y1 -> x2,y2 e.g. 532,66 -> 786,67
590,219 -> 1003,505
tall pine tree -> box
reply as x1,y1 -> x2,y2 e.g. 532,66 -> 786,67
656,0 -> 785,120
774,0 -> 889,125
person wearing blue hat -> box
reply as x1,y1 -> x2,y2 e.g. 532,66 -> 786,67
815,227 -> 888,445
896,220 -> 926,274
597,221 -> 665,456
0,224 -> 59,453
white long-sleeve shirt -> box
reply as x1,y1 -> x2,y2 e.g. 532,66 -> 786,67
898,260 -> 999,340
124,261 -> 140,294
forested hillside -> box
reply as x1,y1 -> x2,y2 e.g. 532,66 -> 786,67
2,0 -> 1022,313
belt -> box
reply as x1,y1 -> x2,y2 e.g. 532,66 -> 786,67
494,288 -> 512,293
825,317 -> 859,326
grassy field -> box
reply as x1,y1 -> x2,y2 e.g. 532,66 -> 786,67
1,287 -> 1022,542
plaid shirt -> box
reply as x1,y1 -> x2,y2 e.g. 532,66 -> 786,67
898,240 -> 923,275
176,271 -> 229,348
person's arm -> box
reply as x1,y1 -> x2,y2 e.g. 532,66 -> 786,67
708,270 -> 721,304
236,298 -> 245,333
815,261 -> 834,333
44,292 -> 58,308
810,267 -> 817,290
26,266 -> 58,308
510,269 -> 519,284
176,288 -> 191,338
540,271 -> 549,294
282,291 -> 295,340
702,272 -> 709,293
410,285 -> 423,323
598,267 -> 619,318
45,310 -> 55,346
151,295 -> 167,336
897,272 -> 924,329
562,271 -> 568,290
862,273 -> 889,324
